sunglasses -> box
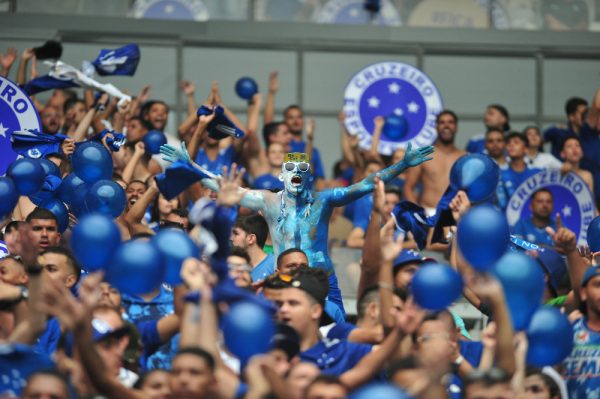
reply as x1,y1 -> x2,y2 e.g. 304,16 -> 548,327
284,162 -> 310,173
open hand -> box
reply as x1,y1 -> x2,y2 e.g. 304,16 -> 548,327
402,143 -> 434,167
0,47 -> 17,70
161,141 -> 191,164
217,163 -> 245,207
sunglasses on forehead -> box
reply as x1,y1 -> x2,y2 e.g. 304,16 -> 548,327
284,162 -> 310,172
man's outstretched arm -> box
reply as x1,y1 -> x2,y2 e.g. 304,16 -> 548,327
328,143 -> 434,207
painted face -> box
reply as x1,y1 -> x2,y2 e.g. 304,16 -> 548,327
280,161 -> 312,196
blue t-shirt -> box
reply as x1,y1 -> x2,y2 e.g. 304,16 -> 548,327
0,343 -> 55,398
250,254 -> 275,282
326,322 -> 357,341
35,317 -> 61,356
252,174 -> 283,191
563,317 -> 600,398
351,194 -> 374,231
289,141 -> 325,179
543,125 -> 577,160
122,285 -> 178,371
497,166 -> 541,209
194,145 -> 236,175
579,123 -> 600,202
466,134 -> 486,154
512,217 -> 556,247
300,338 -> 372,376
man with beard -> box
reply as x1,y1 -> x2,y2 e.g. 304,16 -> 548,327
403,110 -> 465,214
511,189 -> 556,246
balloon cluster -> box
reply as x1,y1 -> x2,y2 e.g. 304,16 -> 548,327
70,214 -> 199,294
1,158 -> 70,232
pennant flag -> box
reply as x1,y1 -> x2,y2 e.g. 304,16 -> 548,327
91,44 -> 140,76
428,186 -> 458,245
197,105 -> 245,140
29,175 -> 62,206
10,129 -> 69,159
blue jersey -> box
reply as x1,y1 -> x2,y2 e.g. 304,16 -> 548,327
0,343 -> 55,398
544,125 -> 577,160
563,317 -> 600,398
497,166 -> 541,209
466,134 -> 486,154
252,174 -> 283,191
194,145 -> 236,175
250,254 -> 275,282
300,338 -> 372,376
512,217 -> 556,247
580,123 -> 600,203
34,317 -> 61,355
326,322 -> 357,341
289,141 -> 325,179
122,285 -> 178,371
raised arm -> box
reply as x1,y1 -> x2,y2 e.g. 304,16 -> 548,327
16,48 -> 34,85
264,71 -> 278,124
587,85 -> 600,128
328,143 -> 433,207
368,116 -> 384,163
0,47 -> 17,78
357,177 -> 384,298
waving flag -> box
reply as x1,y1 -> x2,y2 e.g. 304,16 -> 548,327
21,71 -> 80,96
91,44 -> 140,76
10,129 -> 68,159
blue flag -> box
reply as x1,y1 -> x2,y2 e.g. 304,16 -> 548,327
91,44 -> 140,76
10,129 -> 69,159
21,72 -> 79,96
391,201 -> 431,250
197,105 -> 245,140
155,161 -> 211,200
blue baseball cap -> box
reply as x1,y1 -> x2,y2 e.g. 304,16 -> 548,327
393,249 -> 428,274
535,248 -> 567,295
582,265 -> 600,287
91,318 -> 130,342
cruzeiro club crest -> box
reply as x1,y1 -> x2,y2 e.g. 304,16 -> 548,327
131,0 -> 209,21
506,170 -> 595,246
0,76 -> 42,174
313,0 -> 402,26
343,62 -> 443,156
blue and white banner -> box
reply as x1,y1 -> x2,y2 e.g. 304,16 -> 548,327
0,76 -> 43,174
343,61 -> 443,155
91,44 -> 140,76
506,170 -> 596,246
312,0 -> 402,26
21,70 -> 80,96
131,0 -> 209,21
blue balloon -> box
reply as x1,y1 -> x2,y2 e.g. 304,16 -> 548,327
457,205 -> 510,271
526,307 -> 573,366
6,158 -> 45,195
492,252 -> 545,330
72,141 -> 113,183
411,263 -> 463,311
71,213 -> 122,272
85,180 -> 126,217
38,158 -> 61,178
0,177 -> 18,218
57,173 -> 86,204
349,383 -> 411,399
143,130 -> 167,155
39,198 -> 69,233
235,77 -> 258,100
151,228 -> 200,285
222,301 -> 275,365
105,240 -> 165,296
450,154 -> 500,202
382,114 -> 409,141
587,216 -> 600,252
